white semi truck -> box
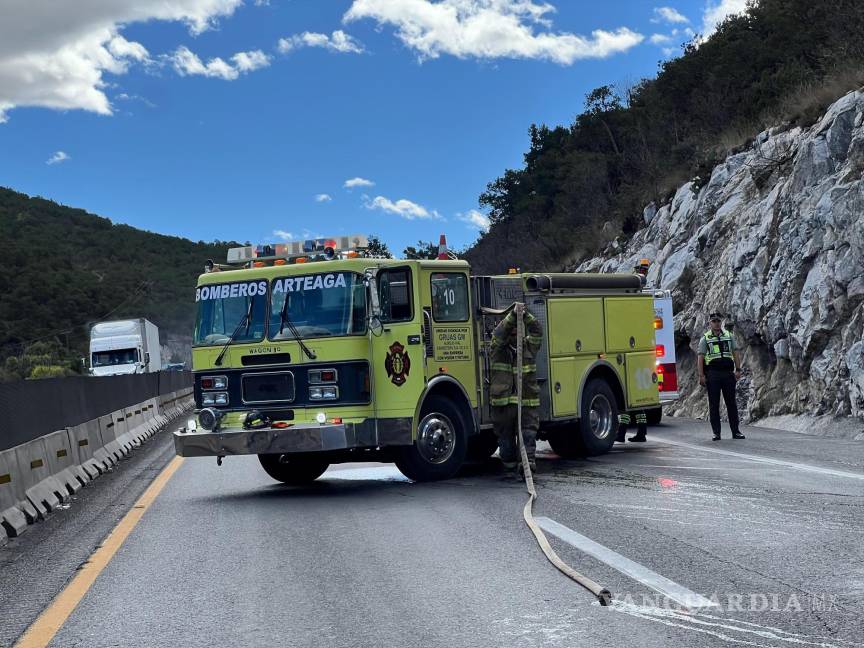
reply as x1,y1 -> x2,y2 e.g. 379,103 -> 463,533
89,319 -> 162,376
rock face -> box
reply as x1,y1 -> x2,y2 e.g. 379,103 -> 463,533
577,89 -> 864,425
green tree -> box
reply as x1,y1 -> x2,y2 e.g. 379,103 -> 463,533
366,234 -> 393,258
403,241 -> 440,260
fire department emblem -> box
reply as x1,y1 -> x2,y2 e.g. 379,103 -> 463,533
385,341 -> 411,386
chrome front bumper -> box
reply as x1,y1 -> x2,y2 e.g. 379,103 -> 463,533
173,418 -> 411,457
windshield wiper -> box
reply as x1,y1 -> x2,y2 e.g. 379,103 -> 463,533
278,296 -> 317,360
214,297 -> 256,366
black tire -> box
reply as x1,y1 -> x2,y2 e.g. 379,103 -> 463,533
395,394 -> 468,481
548,379 -> 619,458
258,454 -> 330,485
646,408 -> 663,426
467,429 -> 499,462
547,426 -> 580,459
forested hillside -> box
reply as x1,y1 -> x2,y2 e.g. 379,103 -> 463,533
466,0 -> 864,273
0,188 -> 235,373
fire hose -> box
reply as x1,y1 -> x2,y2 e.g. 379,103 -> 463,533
513,302 -> 612,606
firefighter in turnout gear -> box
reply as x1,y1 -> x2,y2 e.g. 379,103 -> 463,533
490,303 -> 543,474
698,312 -> 744,440
616,412 -> 647,443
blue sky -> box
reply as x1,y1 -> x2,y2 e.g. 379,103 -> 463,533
0,0 -> 741,254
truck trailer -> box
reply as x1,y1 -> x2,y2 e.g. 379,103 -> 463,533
174,236 -> 660,482
89,318 -> 162,376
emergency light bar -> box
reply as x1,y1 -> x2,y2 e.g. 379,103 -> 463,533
227,235 -> 369,265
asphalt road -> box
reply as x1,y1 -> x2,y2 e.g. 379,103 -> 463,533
2,417 -> 862,648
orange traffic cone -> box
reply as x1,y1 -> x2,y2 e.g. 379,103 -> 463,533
437,234 -> 448,260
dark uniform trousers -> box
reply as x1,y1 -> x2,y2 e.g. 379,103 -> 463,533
493,405 -> 538,464
706,369 -> 740,436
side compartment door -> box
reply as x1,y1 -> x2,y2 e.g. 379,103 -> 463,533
425,271 -> 477,407
625,350 -> 660,409
370,267 -> 425,426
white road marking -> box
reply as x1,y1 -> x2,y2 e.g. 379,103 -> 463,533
625,464 -> 772,470
323,466 -> 410,482
651,438 -> 864,481
534,517 -> 718,609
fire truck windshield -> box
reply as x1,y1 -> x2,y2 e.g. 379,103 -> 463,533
193,280 -> 268,346
269,271 -> 366,340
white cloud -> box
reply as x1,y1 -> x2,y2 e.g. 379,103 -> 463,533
458,209 -> 490,232
115,93 -> 156,108
278,30 -> 365,54
652,7 -> 689,24
0,0 -> 244,122
343,0 -> 644,65
170,46 -> 270,80
315,193 -> 333,202
344,177 -> 375,189
649,33 -> 673,44
702,0 -> 748,36
231,49 -> 271,72
46,151 -> 70,165
366,195 -> 439,220
273,230 -> 295,241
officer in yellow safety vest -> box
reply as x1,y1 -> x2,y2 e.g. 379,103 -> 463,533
697,312 -> 744,441
489,303 -> 543,474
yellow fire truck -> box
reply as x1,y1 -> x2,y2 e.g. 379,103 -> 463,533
174,235 -> 660,482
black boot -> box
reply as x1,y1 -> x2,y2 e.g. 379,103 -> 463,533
628,430 -> 647,442
732,431 -> 745,439
712,432 -> 721,441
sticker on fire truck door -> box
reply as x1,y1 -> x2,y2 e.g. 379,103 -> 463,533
433,327 -> 471,361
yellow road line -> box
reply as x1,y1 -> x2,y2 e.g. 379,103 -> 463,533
15,456 -> 185,648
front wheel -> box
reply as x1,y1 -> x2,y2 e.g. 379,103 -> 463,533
258,454 -> 330,485
395,395 -> 468,481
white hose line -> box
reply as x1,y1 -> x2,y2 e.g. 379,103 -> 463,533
514,303 -> 612,606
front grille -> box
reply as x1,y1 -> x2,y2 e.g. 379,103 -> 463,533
242,372 -> 295,404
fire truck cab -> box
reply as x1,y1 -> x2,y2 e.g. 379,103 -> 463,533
174,236 -> 661,482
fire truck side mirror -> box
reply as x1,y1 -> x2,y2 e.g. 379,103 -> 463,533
364,268 -> 383,321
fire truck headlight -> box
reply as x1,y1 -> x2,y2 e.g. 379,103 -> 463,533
202,392 -> 229,406
309,386 -> 338,401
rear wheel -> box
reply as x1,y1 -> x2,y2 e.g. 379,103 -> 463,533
548,379 -> 618,458
258,454 -> 330,485
395,395 -> 467,481
646,408 -> 663,426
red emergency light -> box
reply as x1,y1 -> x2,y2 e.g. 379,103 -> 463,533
656,345 -> 665,358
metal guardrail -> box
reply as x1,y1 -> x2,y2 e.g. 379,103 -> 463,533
0,371 -> 192,452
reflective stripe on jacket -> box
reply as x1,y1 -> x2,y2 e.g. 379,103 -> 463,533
489,308 -> 543,407
703,329 -> 734,366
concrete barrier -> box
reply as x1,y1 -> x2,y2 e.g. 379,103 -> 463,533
67,420 -> 107,478
14,437 -> 67,518
43,429 -> 87,494
111,410 -> 135,455
0,447 -> 30,537
98,413 -> 124,463
2,390 -> 192,540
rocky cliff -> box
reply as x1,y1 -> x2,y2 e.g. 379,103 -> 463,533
577,89 -> 864,435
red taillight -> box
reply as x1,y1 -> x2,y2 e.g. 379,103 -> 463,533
201,377 -> 214,389
657,363 -> 678,392
321,370 -> 336,382
656,344 -> 665,358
